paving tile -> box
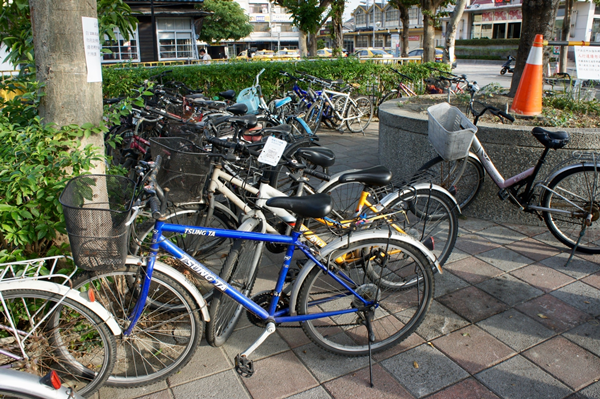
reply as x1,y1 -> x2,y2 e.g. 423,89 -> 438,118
372,329 -> 425,362
568,380 -> 600,399
433,271 -> 470,298
425,378 -> 500,399
278,323 -> 313,349
551,281 -> 600,317
438,286 -> 509,323
476,355 -> 572,399
445,247 -> 471,264
293,342 -> 368,382
285,386 -> 332,399
541,253 -> 600,280
98,380 -> 167,399
223,325 -> 291,361
476,308 -> 554,352
460,218 -> 498,232
563,319 -> 600,357
524,336 -> 600,391
381,344 -> 469,398
507,237 -> 561,262
476,273 -> 544,306
454,234 -> 500,255
501,223 -> 548,238
475,247 -> 534,272
433,325 -> 515,374
477,225 -> 528,245
135,391 -> 172,399
168,340 -> 230,386
171,370 -> 250,399
516,294 -> 591,333
242,351 -> 318,399
323,364 -> 415,399
582,272 -> 600,290
531,231 -> 568,250
445,256 -> 503,285
510,263 -> 575,293
413,300 -> 469,342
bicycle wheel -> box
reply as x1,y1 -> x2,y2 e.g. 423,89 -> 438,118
305,99 -> 324,134
0,289 -> 117,397
542,165 -> 600,254
416,155 -> 484,211
132,204 -> 238,299
206,238 -> 262,347
296,237 -> 434,356
318,180 -> 379,222
386,187 -> 459,266
73,266 -> 203,387
345,96 -> 373,133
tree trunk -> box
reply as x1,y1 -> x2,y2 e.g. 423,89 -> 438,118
508,0 -> 560,96
559,0 -> 572,73
308,33 -> 318,56
422,12 -> 436,62
443,0 -> 467,66
299,30 -> 308,57
331,0 -> 344,56
30,0 -> 105,173
399,4 -> 410,57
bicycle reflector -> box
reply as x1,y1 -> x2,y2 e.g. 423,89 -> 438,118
87,288 -> 96,303
40,370 -> 62,390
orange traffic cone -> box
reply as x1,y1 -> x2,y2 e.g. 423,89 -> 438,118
511,34 -> 544,116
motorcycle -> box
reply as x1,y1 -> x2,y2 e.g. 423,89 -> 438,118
500,55 -> 515,75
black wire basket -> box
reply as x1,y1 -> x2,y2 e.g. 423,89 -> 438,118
150,137 -> 211,204
60,175 -> 136,271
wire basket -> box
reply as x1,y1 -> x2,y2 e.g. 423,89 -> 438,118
60,175 -> 136,271
427,102 -> 477,161
150,137 -> 211,204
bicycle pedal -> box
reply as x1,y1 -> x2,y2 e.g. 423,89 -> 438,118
296,259 -> 307,269
498,189 -> 510,201
285,268 -> 300,283
234,354 -> 254,378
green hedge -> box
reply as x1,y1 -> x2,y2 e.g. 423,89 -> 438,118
102,59 -> 448,100
455,38 -> 520,46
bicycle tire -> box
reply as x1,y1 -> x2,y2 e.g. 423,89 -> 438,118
296,237 -> 434,356
0,289 -> 117,397
542,165 -> 600,254
132,204 -> 238,299
206,238 -> 262,347
305,98 -> 324,134
385,187 -> 459,266
345,96 -> 373,133
72,266 -> 203,387
416,155 -> 484,211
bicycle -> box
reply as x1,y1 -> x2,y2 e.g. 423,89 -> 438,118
417,100 -> 600,255
377,69 -> 417,116
0,256 -> 120,397
61,157 -> 438,385
0,368 -> 85,399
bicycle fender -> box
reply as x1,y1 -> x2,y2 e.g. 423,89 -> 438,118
214,200 -> 239,224
0,280 -> 122,336
291,116 -> 313,136
126,256 -> 210,322
543,161 -> 599,185
380,182 -> 461,214
315,169 -> 361,193
0,369 -> 85,399
287,229 -> 440,316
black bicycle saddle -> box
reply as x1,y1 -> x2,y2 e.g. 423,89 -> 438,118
266,193 -> 332,219
339,165 -> 392,187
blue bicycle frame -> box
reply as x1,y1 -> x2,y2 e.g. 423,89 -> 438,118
123,221 -> 376,335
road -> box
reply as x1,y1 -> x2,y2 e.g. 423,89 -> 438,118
453,60 -> 513,89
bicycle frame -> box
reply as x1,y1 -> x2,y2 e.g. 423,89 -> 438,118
125,222 -> 378,334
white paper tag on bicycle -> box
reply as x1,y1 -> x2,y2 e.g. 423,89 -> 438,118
258,136 -> 287,166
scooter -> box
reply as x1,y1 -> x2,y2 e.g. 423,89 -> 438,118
500,55 -> 515,75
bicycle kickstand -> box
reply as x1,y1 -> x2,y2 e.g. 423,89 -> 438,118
235,322 -> 276,377
364,308 -> 376,388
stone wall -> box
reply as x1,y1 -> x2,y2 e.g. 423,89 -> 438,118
378,100 -> 600,225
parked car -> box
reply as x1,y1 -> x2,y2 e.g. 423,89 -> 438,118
275,48 -> 300,60
406,48 -> 457,68
317,48 -> 348,57
354,48 -> 393,58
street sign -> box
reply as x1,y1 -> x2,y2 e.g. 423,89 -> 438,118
574,46 -> 600,80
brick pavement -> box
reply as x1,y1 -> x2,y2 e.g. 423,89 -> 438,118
97,123 -> 600,399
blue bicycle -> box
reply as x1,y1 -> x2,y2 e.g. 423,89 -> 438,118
61,156 -> 436,387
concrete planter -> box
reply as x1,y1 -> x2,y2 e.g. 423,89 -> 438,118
378,98 -> 600,225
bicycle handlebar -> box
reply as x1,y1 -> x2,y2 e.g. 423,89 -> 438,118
303,167 -> 331,181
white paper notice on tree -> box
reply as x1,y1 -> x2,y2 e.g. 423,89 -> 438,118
82,17 -> 102,83
257,136 -> 287,166
574,46 -> 600,80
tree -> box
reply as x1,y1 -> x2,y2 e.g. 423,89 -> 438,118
277,0 -> 331,56
442,0 -> 466,66
508,0 -> 560,96
389,0 -> 420,57
197,0 -> 253,43
330,0 -> 345,56
558,0 -> 573,73
420,0 -> 453,62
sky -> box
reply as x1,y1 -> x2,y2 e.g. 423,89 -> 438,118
343,0 -> 388,22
